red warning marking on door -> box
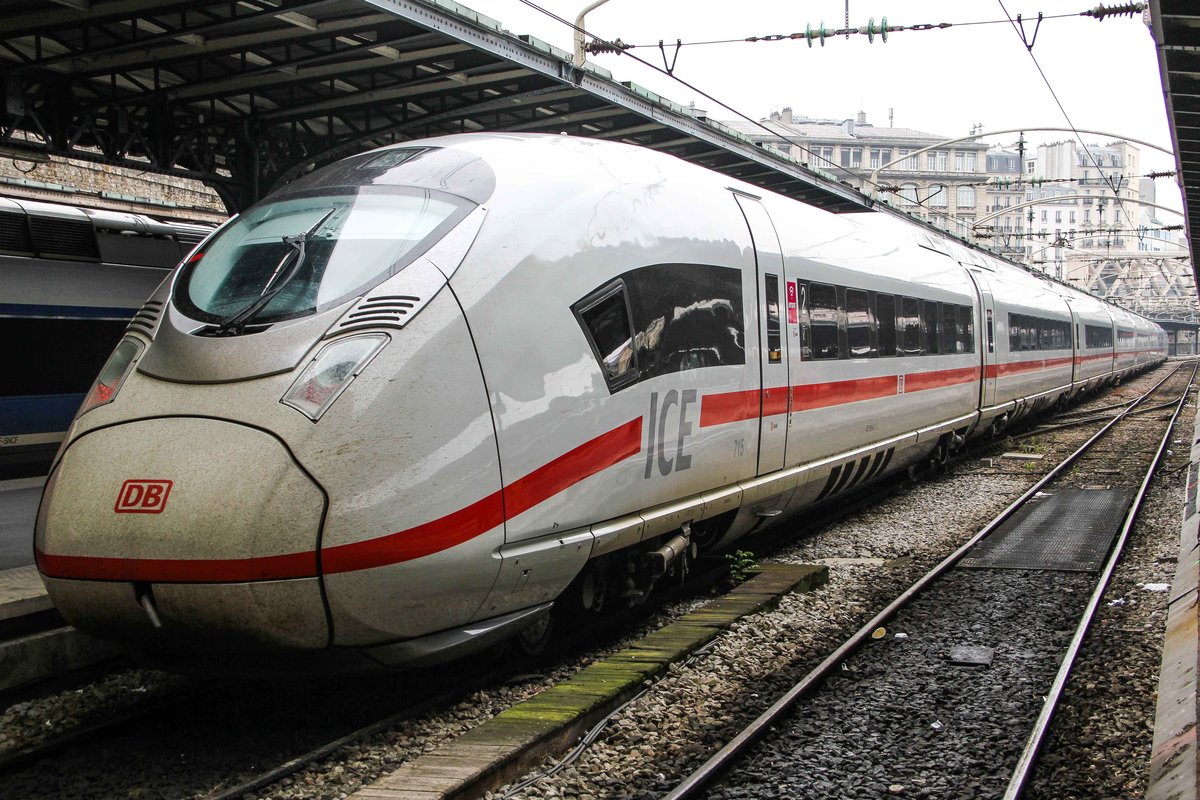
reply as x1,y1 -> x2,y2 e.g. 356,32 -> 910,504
786,280 -> 798,324
114,480 -> 173,514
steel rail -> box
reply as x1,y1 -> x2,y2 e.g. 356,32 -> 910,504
1003,360 -> 1199,798
662,361 -> 1189,800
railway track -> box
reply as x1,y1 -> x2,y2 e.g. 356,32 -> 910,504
662,362 -> 1198,799
1,366 -> 1186,800
0,547 -> 742,798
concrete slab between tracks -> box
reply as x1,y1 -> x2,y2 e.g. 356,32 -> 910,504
0,565 -> 52,621
348,562 -> 828,800
1149,401 -> 1200,800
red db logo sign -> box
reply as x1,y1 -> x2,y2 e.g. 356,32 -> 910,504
114,480 -> 173,514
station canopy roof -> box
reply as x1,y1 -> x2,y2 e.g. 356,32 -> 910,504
1,0 -> 873,213
1152,0 -> 1200,285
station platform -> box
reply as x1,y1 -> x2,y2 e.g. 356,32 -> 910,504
0,475 -> 47,631
1150,400 -> 1200,799
0,476 -> 40,571
0,476 -> 119,691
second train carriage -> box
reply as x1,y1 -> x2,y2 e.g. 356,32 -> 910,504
33,134 -> 1166,670
1,198 -> 211,478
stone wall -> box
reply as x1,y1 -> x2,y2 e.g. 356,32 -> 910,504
0,154 -> 227,224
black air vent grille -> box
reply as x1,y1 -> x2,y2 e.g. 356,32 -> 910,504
176,230 -> 209,245
29,217 -> 100,261
336,295 -> 421,330
0,211 -> 33,254
126,300 -> 165,334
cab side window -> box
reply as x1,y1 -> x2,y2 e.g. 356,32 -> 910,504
575,263 -> 745,392
574,282 -> 638,391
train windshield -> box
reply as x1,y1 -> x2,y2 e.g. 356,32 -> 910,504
177,186 -> 471,326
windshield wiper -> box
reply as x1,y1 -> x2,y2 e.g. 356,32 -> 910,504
214,207 -> 337,335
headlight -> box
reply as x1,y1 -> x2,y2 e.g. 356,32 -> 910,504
281,334 -> 388,421
80,338 -> 144,416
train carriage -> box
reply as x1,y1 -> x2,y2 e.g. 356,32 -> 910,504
1,198 -> 210,478
32,134 -> 1167,670
1055,286 -> 1119,395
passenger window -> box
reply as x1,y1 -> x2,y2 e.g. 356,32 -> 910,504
899,296 -> 922,356
939,304 -> 957,354
923,301 -> 940,355
986,309 -> 994,353
1039,319 -> 1054,350
877,294 -> 897,356
958,305 -> 975,353
765,274 -> 782,364
810,282 -> 839,360
575,283 -> 637,391
846,288 -> 875,358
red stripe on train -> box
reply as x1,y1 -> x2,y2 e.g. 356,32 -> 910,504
985,356 -> 1074,378
790,375 -> 898,411
39,418 -> 645,582
35,548 -> 317,583
701,365 -> 978,425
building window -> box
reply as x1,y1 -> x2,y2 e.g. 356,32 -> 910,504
955,152 -> 965,172
1055,210 -> 1062,223
956,186 -> 976,209
850,148 -> 863,168
898,184 -> 919,205
1069,211 -> 1075,223
929,185 -> 948,207
1041,210 -> 1048,222
965,152 -> 977,172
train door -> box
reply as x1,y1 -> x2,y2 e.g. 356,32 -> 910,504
964,268 -> 997,408
733,193 -> 789,474
1065,300 -> 1081,386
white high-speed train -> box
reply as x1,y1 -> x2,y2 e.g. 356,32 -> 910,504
34,134 -> 1166,670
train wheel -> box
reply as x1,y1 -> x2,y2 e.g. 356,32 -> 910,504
516,610 -> 554,656
578,562 -> 608,613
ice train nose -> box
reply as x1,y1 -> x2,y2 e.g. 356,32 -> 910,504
35,417 -> 329,650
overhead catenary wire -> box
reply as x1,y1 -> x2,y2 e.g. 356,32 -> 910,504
605,4 -> 1143,50
994,0 -> 1142,238
883,170 -> 1177,193
514,0 -> 881,186
515,0 -> 1169,281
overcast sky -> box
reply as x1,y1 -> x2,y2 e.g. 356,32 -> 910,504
463,0 -> 1181,210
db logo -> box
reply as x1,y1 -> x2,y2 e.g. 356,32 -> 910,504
114,479 -> 173,514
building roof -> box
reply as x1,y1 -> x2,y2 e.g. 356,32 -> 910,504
723,118 -> 987,149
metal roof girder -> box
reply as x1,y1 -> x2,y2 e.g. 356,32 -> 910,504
253,65 -> 532,123
29,11 -> 400,76
164,43 -> 475,103
4,0 -> 200,39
